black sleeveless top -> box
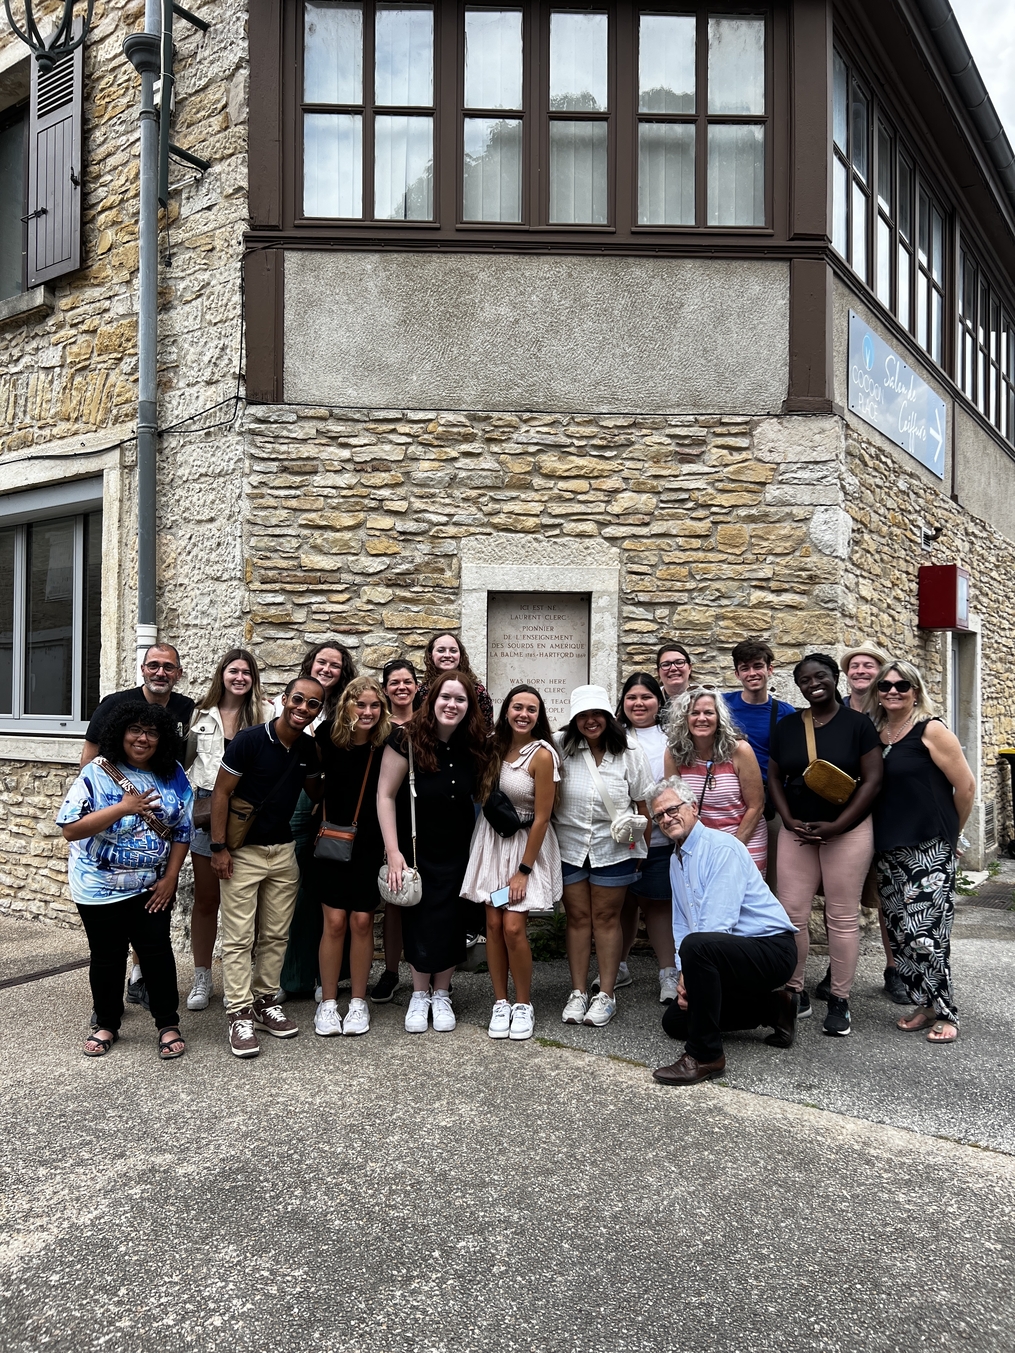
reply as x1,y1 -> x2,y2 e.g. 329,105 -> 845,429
872,719 -> 959,853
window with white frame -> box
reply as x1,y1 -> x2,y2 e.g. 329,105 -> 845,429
0,488 -> 101,732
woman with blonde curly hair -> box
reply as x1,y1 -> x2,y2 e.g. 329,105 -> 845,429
310,676 -> 391,1038
664,686 -> 767,871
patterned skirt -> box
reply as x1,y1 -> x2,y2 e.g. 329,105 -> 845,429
875,836 -> 959,1027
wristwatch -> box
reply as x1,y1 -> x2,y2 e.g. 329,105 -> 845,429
210,841 -> 228,853
517,863 -> 532,875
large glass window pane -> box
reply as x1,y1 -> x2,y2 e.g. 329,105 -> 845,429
550,12 -> 608,112
877,122 -> 892,211
638,122 -> 694,225
707,123 -> 764,226
876,215 -> 891,305
931,207 -> 944,284
931,288 -> 942,365
898,156 -> 912,242
918,190 -> 929,266
304,1 -> 363,103
917,271 -> 928,350
82,511 -> 101,721
25,518 -> 73,718
708,16 -> 764,116
375,114 -> 433,218
375,6 -> 433,107
549,120 -> 608,222
0,528 -> 14,714
850,83 -> 868,181
463,117 -> 522,221
832,155 -> 847,257
832,51 -> 847,153
897,245 -> 910,328
0,108 -> 25,304
851,180 -> 867,281
304,113 -> 362,217
465,10 -> 522,110
639,14 -> 695,113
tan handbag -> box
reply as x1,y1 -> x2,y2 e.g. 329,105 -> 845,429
801,708 -> 857,806
225,795 -> 258,850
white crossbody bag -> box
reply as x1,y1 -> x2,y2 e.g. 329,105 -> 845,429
581,749 -> 648,847
377,739 -> 423,908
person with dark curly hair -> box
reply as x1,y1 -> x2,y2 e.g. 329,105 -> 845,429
56,701 -> 194,1060
415,633 -> 495,730
767,653 -> 883,1038
377,669 -> 490,1034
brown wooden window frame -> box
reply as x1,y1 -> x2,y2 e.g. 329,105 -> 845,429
958,244 -> 1015,448
285,0 -> 775,243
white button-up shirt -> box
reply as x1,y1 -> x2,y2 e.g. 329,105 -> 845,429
552,732 -> 654,867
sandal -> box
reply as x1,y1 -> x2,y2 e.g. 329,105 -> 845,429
897,1007 -> 936,1033
158,1026 -> 186,1061
926,1020 -> 958,1044
83,1029 -> 118,1058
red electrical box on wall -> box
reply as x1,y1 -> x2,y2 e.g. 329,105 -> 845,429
918,565 -> 970,630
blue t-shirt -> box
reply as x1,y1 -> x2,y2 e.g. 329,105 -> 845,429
56,760 -> 194,906
722,691 -> 796,782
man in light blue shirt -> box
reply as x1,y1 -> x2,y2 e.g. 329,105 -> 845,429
648,777 -> 799,1086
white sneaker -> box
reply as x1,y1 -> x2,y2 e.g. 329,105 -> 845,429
562,990 -> 588,1024
431,989 -> 456,1032
509,1002 -> 535,1041
488,999 -> 512,1039
186,967 -> 213,1011
405,990 -> 431,1033
583,991 -> 617,1027
615,962 -> 633,988
314,1000 -> 343,1036
273,987 -> 288,1004
343,997 -> 370,1036
659,967 -> 679,1004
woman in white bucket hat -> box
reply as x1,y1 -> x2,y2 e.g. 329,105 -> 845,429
553,685 -> 654,1029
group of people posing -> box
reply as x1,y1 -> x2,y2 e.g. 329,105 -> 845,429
57,629 -> 975,1083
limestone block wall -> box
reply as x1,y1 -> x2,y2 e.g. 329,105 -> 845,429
0,760 -> 79,923
242,406 -> 851,698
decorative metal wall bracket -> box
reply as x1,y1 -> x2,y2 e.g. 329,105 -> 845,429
3,0 -> 94,71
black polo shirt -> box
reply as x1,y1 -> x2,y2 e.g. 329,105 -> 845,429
85,686 -> 195,762
220,720 -> 320,846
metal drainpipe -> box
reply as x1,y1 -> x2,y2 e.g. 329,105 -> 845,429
123,0 -> 162,677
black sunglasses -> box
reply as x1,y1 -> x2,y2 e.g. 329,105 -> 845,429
877,680 -> 913,694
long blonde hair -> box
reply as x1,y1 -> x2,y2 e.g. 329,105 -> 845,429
329,676 -> 392,749
666,686 -> 743,768
861,660 -> 936,730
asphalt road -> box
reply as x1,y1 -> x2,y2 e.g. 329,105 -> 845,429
2,910 -> 1014,1353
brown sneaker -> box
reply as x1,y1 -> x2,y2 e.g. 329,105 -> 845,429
251,994 -> 300,1039
228,1007 -> 260,1059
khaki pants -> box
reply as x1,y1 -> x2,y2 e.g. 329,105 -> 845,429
219,842 -> 301,1013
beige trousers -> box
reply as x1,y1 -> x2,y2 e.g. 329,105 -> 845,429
219,842 -> 301,1013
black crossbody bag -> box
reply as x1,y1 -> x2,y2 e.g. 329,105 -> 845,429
763,696 -> 779,821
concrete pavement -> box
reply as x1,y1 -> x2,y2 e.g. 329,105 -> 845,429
2,908 -> 1014,1353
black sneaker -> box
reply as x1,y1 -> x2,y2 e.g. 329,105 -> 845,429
370,969 -> 400,1003
815,966 -> 832,1003
883,966 -> 909,1005
823,995 -> 851,1036
797,990 -> 812,1019
126,977 -> 149,1009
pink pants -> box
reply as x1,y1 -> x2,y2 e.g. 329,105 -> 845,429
776,817 -> 874,1000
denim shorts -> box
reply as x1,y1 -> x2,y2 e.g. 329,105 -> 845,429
561,857 -> 641,888
629,843 -> 674,900
190,788 -> 212,858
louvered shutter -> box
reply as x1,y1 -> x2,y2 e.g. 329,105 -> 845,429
27,33 -> 84,287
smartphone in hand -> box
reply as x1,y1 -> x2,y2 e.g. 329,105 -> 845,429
490,886 -> 511,908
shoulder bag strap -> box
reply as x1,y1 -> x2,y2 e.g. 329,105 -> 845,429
93,757 -> 174,842
769,695 -> 779,747
407,739 -> 418,870
697,760 -> 714,814
581,747 -> 619,821
350,747 -> 375,826
802,708 -> 818,766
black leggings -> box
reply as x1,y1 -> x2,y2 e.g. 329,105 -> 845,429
662,930 -> 797,1061
77,893 -> 180,1033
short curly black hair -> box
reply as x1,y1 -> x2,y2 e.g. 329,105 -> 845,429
96,701 -> 180,779
792,653 -> 842,702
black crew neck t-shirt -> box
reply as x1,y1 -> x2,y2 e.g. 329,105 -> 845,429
85,686 -> 196,762
220,721 -> 320,846
769,704 -> 880,825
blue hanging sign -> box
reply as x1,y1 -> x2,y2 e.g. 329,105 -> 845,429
847,311 -> 946,479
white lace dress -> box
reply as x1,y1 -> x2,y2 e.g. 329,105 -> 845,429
461,741 -> 562,913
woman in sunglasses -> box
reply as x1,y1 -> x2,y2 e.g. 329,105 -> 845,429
664,687 -> 767,871
863,661 -> 975,1044
767,653 -> 883,1037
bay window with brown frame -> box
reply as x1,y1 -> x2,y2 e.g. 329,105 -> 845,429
958,246 -> 1015,448
295,1 -> 771,236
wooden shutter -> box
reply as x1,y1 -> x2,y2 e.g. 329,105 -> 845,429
27,34 -> 84,287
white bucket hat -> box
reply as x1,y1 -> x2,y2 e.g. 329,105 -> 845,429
569,684 -> 613,721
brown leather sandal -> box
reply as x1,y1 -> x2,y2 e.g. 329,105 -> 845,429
896,1007 -> 936,1033
926,1020 -> 958,1044
83,1030 -> 119,1057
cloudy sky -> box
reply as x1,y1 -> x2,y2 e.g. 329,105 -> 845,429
950,0 -> 1015,143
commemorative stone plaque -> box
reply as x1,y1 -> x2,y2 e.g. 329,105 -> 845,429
487,593 -> 591,731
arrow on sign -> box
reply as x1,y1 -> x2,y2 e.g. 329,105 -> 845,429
929,406 -> 944,471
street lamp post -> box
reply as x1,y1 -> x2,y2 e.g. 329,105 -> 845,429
2,0 -> 94,70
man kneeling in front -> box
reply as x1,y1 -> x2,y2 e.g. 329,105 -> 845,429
650,777 -> 799,1086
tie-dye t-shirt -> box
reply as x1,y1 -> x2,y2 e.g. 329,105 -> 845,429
56,760 -> 194,906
